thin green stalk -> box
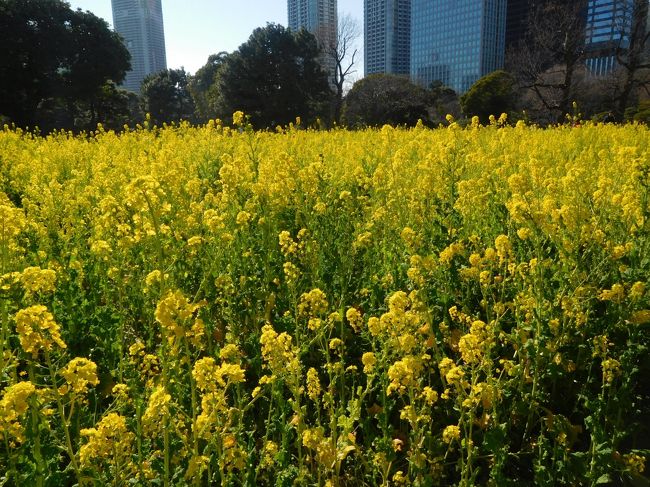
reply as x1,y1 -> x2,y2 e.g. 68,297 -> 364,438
184,338 -> 200,486
44,351 -> 83,486
160,342 -> 171,487
0,232 -> 8,373
28,364 -> 45,487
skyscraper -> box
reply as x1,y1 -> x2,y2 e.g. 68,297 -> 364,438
288,0 -> 337,37
505,1 -> 572,53
410,0 -> 506,93
505,0 -> 531,50
111,0 -> 167,93
585,0 -> 635,75
364,0 -> 411,75
288,0 -> 338,82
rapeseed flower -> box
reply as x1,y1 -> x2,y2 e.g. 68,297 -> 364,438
14,305 -> 66,357
60,357 -> 99,395
0,381 -> 37,443
442,425 -> 461,443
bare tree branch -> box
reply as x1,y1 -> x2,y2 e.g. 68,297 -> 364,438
315,13 -> 361,124
507,1 -> 587,123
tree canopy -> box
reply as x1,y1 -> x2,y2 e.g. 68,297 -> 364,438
188,52 -> 228,122
141,68 -> 195,125
343,74 -> 430,128
0,0 -> 130,130
460,70 -> 517,124
212,24 -> 331,128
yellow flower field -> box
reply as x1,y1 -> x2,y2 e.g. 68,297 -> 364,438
0,118 -> 649,486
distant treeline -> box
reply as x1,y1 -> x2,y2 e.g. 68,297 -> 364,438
1,0 -> 648,133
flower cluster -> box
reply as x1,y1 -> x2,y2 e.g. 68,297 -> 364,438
14,305 -> 67,357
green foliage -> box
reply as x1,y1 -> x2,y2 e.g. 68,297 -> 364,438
212,24 -> 331,128
1,123 -> 650,485
625,100 -> 650,124
92,81 -> 143,131
343,74 -> 430,127
427,80 -> 461,125
188,52 -> 228,123
141,68 -> 196,125
0,0 -> 130,131
460,70 -> 517,124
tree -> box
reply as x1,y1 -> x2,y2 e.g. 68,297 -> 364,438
343,74 -> 430,128
93,81 -> 142,131
316,14 -> 361,124
612,0 -> 650,119
460,70 -> 517,124
626,99 -> 650,123
427,80 -> 460,125
0,0 -> 130,130
188,52 -> 228,122
141,68 -> 196,125
63,9 -> 131,127
212,24 -> 331,128
508,1 -> 587,123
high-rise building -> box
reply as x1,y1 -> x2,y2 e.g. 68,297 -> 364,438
505,1 -> 576,54
410,0 -> 507,93
111,0 -> 167,94
585,0 -> 636,75
288,0 -> 338,83
505,0 -> 531,50
364,0 -> 411,75
288,0 -> 337,36
505,0 -> 556,51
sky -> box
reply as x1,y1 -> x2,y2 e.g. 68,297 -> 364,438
67,1 -> 364,76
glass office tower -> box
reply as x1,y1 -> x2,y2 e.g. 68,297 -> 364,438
288,0 -> 337,37
364,0 -> 411,75
585,0 -> 635,75
410,0 -> 506,93
111,0 -> 167,94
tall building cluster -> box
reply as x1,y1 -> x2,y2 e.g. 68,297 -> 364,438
363,0 -> 646,93
109,0 -> 645,97
111,0 -> 167,94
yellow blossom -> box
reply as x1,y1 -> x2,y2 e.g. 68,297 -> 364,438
19,266 -> 56,295
442,424 -> 461,443
297,288 -> 328,318
232,110 -> 245,126
421,386 -> 438,405
154,290 -> 204,346
629,281 -> 645,300
601,358 -> 621,384
219,343 -> 241,362
346,307 -> 363,332
260,324 -> 300,380
623,453 -> 646,474
142,386 -> 171,434
598,284 -> 625,303
306,367 -> 321,401
0,381 -> 37,443
494,234 -> 512,262
387,356 -> 423,395
362,352 -> 377,374
60,357 -> 99,395
283,261 -> 300,283
79,412 -> 135,471
14,305 -> 67,357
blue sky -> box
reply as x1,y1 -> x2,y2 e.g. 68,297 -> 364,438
67,1 -> 364,76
